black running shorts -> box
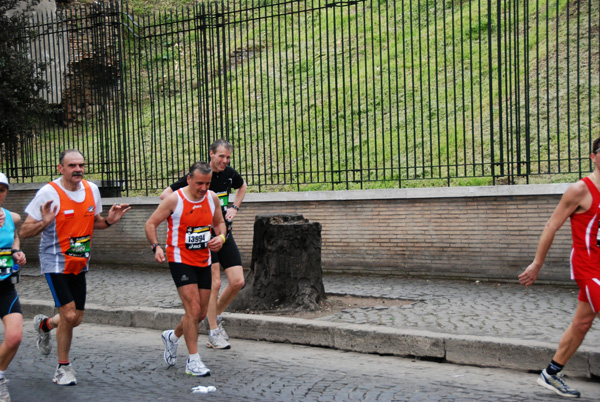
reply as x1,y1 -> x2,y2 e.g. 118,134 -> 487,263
168,262 -> 211,289
0,281 -> 22,318
45,272 -> 87,311
211,234 -> 242,269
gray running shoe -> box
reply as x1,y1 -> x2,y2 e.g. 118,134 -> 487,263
0,377 -> 10,402
185,357 -> 211,377
537,369 -> 581,398
33,314 -> 51,355
217,317 -> 229,340
53,364 -> 77,386
207,330 -> 231,349
161,329 -> 178,366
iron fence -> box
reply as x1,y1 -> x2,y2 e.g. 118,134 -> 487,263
1,0 -> 599,195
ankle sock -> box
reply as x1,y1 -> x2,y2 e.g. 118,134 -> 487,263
41,318 -> 52,332
546,360 -> 564,376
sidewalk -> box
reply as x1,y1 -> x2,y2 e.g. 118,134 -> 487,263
15,264 -> 600,379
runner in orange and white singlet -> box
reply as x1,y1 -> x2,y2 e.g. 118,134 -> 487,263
165,188 -> 216,267
145,161 -> 226,377
46,179 -> 95,275
160,139 -> 248,350
20,149 -> 131,386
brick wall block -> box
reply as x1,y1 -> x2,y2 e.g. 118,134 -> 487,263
3,186 -> 571,282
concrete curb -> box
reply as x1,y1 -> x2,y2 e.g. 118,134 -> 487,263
21,300 -> 600,379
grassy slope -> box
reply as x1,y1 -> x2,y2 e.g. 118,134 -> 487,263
10,0 -> 600,194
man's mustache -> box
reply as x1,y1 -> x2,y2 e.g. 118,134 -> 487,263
72,172 -> 83,177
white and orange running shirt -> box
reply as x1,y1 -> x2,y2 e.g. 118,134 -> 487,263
570,177 -> 600,280
25,178 -> 102,274
166,189 -> 216,267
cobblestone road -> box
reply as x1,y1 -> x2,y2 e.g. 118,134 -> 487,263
15,265 -> 599,346
3,323 -> 600,402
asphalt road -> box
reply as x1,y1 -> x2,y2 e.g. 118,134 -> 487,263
2,323 -> 599,402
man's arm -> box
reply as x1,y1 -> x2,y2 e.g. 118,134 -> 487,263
518,182 -> 586,286
226,180 -> 247,221
159,187 -> 174,200
20,200 -> 58,239
160,176 -> 187,200
94,203 -> 132,229
145,195 -> 176,263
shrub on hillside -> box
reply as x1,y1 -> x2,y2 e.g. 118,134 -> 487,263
0,0 -> 50,159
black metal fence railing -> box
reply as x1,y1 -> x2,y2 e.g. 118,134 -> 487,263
2,0 -> 599,195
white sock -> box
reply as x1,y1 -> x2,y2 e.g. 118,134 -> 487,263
188,353 -> 200,362
217,315 -> 222,322
169,331 -> 179,343
0,369 -> 5,379
209,329 -> 218,336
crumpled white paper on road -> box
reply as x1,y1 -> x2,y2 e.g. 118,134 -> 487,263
191,385 -> 217,394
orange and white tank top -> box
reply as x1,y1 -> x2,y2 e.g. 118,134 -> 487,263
166,189 -> 216,267
44,179 -> 95,274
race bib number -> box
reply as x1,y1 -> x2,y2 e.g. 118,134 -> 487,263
185,226 -> 211,250
216,191 -> 229,208
66,235 -> 91,258
0,248 -> 13,268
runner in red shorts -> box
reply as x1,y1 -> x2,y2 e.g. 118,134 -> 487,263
519,137 -> 600,398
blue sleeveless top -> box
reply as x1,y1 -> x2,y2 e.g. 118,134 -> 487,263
0,208 -> 15,249
0,208 -> 15,272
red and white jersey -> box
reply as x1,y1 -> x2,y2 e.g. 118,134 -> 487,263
166,189 -> 216,267
570,177 -> 600,280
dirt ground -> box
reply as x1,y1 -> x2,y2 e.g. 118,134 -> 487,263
255,294 -> 413,319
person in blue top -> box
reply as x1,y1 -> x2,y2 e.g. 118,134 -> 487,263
0,173 -> 27,402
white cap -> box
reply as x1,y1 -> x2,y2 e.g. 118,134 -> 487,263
0,173 -> 9,188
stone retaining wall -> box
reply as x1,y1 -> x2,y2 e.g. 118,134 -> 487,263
4,183 -> 573,283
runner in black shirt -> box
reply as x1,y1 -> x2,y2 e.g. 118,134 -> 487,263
160,139 -> 247,349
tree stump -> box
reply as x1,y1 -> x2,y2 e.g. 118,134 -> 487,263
229,214 -> 325,312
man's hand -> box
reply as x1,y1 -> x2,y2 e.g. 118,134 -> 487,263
518,262 -> 541,287
106,203 -> 131,225
40,200 -> 58,226
154,246 -> 166,263
208,235 -> 224,252
225,208 -> 237,221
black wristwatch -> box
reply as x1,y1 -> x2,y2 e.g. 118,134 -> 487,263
231,205 -> 240,211
151,243 -> 161,253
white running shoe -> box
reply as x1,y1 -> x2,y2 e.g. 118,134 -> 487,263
33,314 -> 51,355
207,330 -> 231,349
161,329 -> 178,366
217,317 -> 229,341
537,369 -> 581,398
53,364 -> 77,386
0,377 -> 10,402
185,357 -> 210,377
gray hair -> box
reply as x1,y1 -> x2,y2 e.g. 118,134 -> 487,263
188,161 -> 212,177
58,149 -> 84,165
